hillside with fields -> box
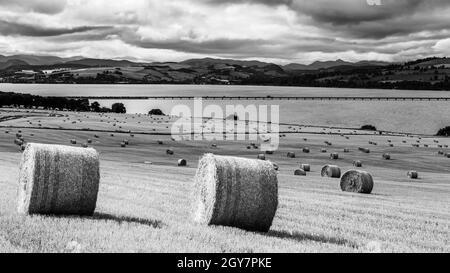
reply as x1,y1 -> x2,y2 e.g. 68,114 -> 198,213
1,56 -> 450,90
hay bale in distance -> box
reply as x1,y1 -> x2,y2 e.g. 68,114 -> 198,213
353,160 -> 363,167
407,171 -> 419,179
300,164 -> 311,172
17,143 -> 100,215
321,148 -> 327,153
265,150 -> 274,155
70,139 -> 77,145
344,148 -> 350,153
359,147 -> 370,153
302,147 -> 310,153
257,154 -> 266,160
287,152 -> 296,158
330,153 -> 339,160
178,159 -> 187,166
321,165 -> 341,178
166,149 -> 174,155
272,162 -> 279,171
340,170 -> 374,194
192,154 -> 278,232
382,153 -> 391,160
294,169 -> 307,176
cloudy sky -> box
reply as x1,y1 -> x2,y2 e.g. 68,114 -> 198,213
0,0 -> 450,64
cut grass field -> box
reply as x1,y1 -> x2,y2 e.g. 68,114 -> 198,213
0,108 -> 449,253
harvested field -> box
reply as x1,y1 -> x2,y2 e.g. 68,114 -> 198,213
0,107 -> 449,253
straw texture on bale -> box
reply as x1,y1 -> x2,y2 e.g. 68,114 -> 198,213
192,154 -> 278,232
321,165 -> 341,178
340,170 -> 374,194
18,143 -> 100,216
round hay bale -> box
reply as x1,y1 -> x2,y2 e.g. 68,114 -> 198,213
211,144 -> 218,148
359,147 -> 370,153
14,139 -> 24,146
340,170 -> 374,194
192,154 -> 278,232
438,150 -> 444,155
94,134 -> 99,139
265,150 -> 274,155
330,153 -> 339,160
343,148 -> 350,153
70,139 -> 77,145
302,148 -> 310,153
81,143 -> 89,148
321,148 -> 327,153
157,140 -> 164,145
246,146 -> 252,150
257,154 -> 266,160
382,153 -> 391,160
353,160 -> 363,167
389,144 -> 394,147
87,139 -> 92,144
407,171 -> 419,179
120,142 -> 126,148
294,169 -> 307,176
287,152 -> 296,158
17,143 -> 100,215
300,164 -> 311,172
178,159 -> 187,166
166,149 -> 174,155
321,165 -> 341,178
272,162 -> 279,171
123,139 -> 129,145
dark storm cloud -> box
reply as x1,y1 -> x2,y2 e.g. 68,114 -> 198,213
0,20 -> 112,37
121,30 -> 270,55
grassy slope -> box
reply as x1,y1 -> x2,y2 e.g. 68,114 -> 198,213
0,109 -> 449,253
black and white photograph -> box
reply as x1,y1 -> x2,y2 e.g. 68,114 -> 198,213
0,0 -> 449,258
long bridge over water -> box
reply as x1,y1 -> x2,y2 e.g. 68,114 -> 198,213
67,96 -> 450,101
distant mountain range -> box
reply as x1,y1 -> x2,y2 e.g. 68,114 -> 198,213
0,54 -> 449,90
0,54 -> 391,71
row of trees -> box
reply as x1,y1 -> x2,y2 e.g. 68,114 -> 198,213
0,91 -> 126,113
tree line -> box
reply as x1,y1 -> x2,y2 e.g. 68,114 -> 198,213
0,91 -> 126,113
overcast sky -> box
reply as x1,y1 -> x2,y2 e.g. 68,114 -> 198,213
0,0 -> 449,64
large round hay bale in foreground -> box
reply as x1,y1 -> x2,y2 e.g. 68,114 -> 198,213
340,170 -> 374,194
321,165 -> 341,178
192,154 -> 278,232
17,143 -> 100,216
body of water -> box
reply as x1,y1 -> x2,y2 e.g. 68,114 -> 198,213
1,84 -> 449,134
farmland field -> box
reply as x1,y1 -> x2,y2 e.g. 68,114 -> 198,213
0,107 -> 449,253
